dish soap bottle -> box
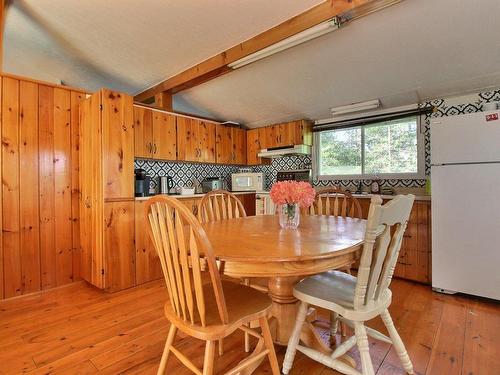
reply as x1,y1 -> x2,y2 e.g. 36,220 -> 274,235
425,176 -> 431,195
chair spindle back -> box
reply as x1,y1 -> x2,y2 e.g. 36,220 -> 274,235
198,190 -> 247,223
354,195 -> 415,310
145,196 -> 228,327
309,187 -> 362,219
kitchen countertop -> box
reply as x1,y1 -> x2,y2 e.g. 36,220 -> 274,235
135,191 -> 257,201
135,191 -> 430,201
350,193 -> 431,201
254,191 -> 431,201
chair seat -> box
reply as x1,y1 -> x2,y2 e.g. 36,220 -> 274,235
293,270 -> 391,320
165,280 -> 272,341
294,270 -> 356,308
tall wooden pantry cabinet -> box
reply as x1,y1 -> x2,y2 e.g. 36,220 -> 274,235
79,89 -> 136,292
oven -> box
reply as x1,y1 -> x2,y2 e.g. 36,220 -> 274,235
276,169 -> 312,182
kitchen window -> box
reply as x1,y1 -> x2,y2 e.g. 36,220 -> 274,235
313,115 -> 424,180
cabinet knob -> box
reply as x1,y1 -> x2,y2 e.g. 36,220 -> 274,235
153,143 -> 157,154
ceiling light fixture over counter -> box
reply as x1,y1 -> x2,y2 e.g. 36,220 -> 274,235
330,99 -> 381,116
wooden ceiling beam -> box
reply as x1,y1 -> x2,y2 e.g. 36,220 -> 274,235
134,0 -> 399,102
154,91 -> 173,110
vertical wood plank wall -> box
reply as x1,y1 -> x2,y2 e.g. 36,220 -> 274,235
0,74 -> 86,299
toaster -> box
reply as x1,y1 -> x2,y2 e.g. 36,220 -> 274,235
201,178 -> 223,193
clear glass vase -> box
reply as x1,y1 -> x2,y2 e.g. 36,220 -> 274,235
278,203 -> 300,229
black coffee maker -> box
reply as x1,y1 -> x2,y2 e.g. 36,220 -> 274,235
135,169 -> 151,197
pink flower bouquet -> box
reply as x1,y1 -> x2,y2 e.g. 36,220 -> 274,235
270,181 -> 316,229
270,181 -> 316,208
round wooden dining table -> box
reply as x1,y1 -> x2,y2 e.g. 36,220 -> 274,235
201,214 -> 370,356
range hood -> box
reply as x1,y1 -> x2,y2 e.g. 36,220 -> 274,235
257,144 -> 311,158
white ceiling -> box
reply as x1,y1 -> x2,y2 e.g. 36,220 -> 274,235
5,0 -> 322,92
6,0 -> 500,128
175,0 -> 500,127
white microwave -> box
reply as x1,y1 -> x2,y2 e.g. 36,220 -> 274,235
231,172 -> 265,192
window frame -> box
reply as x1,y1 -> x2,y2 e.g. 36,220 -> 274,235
312,115 -> 425,181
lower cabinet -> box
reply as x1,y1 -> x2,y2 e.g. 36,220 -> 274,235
96,194 -> 258,290
135,200 -> 162,285
394,201 -> 431,284
180,198 -> 201,217
175,193 -> 256,218
103,201 -> 136,292
239,193 -> 256,216
358,198 -> 431,284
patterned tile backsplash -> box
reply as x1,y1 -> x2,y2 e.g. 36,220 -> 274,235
136,87 -> 500,192
134,159 -> 242,192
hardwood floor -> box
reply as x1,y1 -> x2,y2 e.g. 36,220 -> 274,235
0,278 -> 499,374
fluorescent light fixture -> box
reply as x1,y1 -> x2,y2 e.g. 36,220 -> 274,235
228,17 -> 340,69
330,99 -> 381,116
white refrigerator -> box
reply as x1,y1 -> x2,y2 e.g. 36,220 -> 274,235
431,110 -> 500,300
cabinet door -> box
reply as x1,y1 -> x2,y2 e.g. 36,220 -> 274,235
177,117 -> 199,162
247,128 -> 268,165
133,106 -> 153,159
180,199 -> 200,216
135,200 -> 162,284
79,92 -> 105,289
246,129 -> 260,165
199,121 -> 216,163
103,201 -> 135,292
393,202 -> 431,284
292,120 -> 312,146
265,125 -> 279,148
102,89 -> 134,199
240,193 -> 256,216
280,122 -> 295,146
152,112 -> 176,160
232,127 -> 247,164
216,124 -> 233,164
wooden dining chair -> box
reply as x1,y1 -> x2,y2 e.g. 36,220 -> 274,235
145,196 -> 280,375
308,187 -> 363,339
198,189 -> 247,225
283,195 -> 415,375
309,187 -> 363,218
197,190 -> 261,354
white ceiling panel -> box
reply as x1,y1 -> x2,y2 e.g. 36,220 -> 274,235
6,0 -> 500,127
5,0 -> 323,92
175,0 -> 500,127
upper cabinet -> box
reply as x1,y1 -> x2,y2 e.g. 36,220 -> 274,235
265,120 -> 312,148
247,120 -> 311,165
177,117 -> 216,163
246,127 -> 267,166
199,120 -> 217,163
216,124 -> 247,165
153,111 -> 177,160
134,106 -> 176,161
134,106 -> 153,158
233,127 -> 247,165
215,124 -> 232,164
134,107 -> 312,167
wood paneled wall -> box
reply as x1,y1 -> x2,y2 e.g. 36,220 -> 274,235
0,74 -> 86,299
